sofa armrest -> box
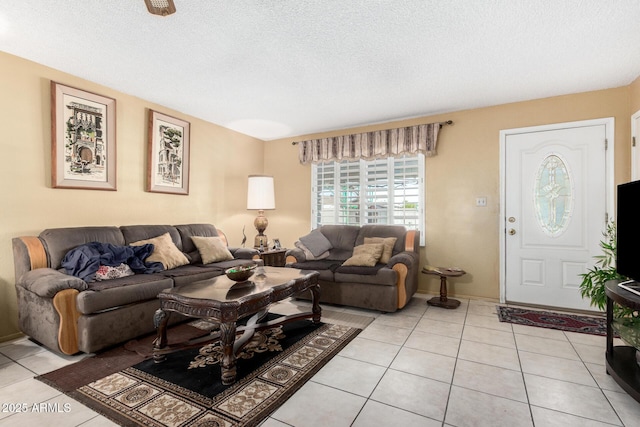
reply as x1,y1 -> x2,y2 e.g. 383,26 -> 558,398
387,251 -> 420,309
285,248 -> 307,265
229,247 -> 260,259
16,268 -> 88,298
387,251 -> 418,268
12,236 -> 48,280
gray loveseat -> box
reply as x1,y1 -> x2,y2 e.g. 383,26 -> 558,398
285,225 -> 420,312
12,223 -> 258,355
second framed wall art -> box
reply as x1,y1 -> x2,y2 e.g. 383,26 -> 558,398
147,110 -> 190,195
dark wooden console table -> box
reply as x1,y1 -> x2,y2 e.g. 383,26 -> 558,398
254,249 -> 287,267
605,280 -> 640,403
153,267 -> 320,385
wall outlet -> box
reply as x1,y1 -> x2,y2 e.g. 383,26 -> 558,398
476,197 -> 487,207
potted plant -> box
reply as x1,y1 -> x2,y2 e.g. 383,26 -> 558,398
580,221 -> 638,321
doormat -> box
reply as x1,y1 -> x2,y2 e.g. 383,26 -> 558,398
37,318 -> 363,426
497,306 -> 607,336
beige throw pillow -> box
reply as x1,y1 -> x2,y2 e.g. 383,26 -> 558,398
191,236 -> 233,264
130,232 -> 189,270
342,243 -> 384,267
364,237 -> 398,264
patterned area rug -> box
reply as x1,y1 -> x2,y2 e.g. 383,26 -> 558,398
497,306 -> 607,336
37,316 -> 364,426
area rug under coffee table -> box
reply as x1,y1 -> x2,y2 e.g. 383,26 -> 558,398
497,305 -> 607,336
37,316 -> 365,427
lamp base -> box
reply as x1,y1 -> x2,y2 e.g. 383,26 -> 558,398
254,234 -> 268,250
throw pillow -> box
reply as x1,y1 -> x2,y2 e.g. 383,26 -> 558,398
130,232 -> 189,270
298,229 -> 333,257
342,243 -> 384,267
191,236 -> 234,264
364,237 -> 398,264
294,240 -> 330,260
95,263 -> 135,281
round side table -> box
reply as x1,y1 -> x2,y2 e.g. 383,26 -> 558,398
422,266 -> 466,309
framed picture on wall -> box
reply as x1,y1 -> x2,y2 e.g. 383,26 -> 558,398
51,81 -> 117,190
147,109 -> 190,195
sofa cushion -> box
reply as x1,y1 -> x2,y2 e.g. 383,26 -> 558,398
334,263 -> 385,275
318,225 -> 361,260
334,267 -> 398,286
200,258 -> 260,271
95,263 -> 135,281
342,243 -> 384,267
191,236 -> 233,264
39,226 -> 125,269
290,260 -> 340,281
163,265 -> 224,286
121,225 -> 183,249
364,237 -> 398,264
130,232 -> 189,270
290,260 -> 341,271
77,274 -> 174,314
299,229 -> 333,257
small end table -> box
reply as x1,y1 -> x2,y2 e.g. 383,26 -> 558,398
422,266 -> 466,309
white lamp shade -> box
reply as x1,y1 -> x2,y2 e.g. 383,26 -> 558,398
247,175 -> 275,210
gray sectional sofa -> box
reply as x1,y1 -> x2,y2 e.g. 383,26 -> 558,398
285,225 -> 420,312
12,223 -> 258,355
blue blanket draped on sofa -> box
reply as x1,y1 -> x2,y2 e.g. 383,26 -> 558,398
62,242 -> 164,282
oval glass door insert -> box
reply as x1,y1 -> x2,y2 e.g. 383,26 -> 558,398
534,154 -> 573,236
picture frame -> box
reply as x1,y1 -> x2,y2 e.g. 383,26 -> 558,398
147,109 -> 190,195
273,238 -> 281,249
51,81 -> 117,190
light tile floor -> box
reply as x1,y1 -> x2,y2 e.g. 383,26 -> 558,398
0,294 -> 639,426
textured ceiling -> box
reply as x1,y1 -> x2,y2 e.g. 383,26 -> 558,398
1,1 -> 640,140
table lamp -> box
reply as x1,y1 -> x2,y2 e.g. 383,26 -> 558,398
247,175 -> 275,249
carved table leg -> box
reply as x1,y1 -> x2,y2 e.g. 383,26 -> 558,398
439,276 -> 448,302
220,321 -> 237,385
310,283 -> 322,323
427,275 -> 461,309
153,309 -> 170,363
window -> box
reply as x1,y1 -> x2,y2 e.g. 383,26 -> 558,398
312,154 -> 425,245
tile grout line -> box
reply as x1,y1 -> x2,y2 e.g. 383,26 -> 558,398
563,330 -> 627,427
439,299 -> 470,427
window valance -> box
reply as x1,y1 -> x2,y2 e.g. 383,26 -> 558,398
295,121 -> 451,165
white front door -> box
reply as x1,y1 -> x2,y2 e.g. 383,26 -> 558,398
501,119 -> 614,311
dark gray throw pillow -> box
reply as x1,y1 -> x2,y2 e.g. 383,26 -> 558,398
299,229 -> 333,257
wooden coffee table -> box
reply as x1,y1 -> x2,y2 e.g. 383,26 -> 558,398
152,266 -> 320,385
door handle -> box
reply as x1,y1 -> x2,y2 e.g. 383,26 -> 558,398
508,229 -> 516,235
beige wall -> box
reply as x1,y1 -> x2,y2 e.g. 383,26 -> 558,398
0,52 -> 265,342
266,86 -> 632,300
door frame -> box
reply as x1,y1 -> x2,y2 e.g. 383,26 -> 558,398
498,118 -> 615,304
632,110 -> 640,180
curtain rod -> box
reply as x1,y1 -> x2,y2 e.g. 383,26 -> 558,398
291,120 -> 453,145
